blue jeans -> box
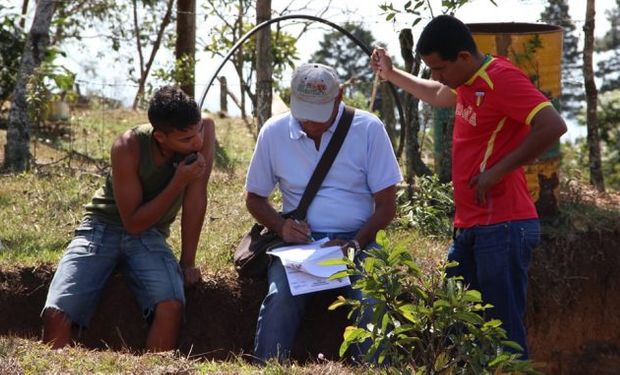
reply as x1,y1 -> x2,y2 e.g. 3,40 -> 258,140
447,219 -> 540,358
43,217 -> 185,327
253,231 -> 376,363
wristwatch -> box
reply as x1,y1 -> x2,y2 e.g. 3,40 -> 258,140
347,239 -> 361,255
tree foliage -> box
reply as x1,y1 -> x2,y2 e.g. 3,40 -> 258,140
310,22 -> 375,97
377,0 -> 496,183
595,0 -> 620,93
577,90 -> 620,191
597,91 -> 620,189
0,10 -> 26,102
75,0 -> 176,108
4,0 -> 56,172
203,0 -> 299,119
49,1 -> 116,44
540,0 -> 583,119
379,0 -> 496,26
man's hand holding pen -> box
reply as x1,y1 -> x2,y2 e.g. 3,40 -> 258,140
277,218 -> 312,243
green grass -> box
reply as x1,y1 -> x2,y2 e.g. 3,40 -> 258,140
0,110 -> 260,272
0,336 -> 360,374
0,109 -> 452,273
0,108 -> 445,373
0,171 -> 101,268
1,108 -> 618,373
47,108 -> 147,162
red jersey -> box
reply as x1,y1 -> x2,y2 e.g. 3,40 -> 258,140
452,56 -> 552,228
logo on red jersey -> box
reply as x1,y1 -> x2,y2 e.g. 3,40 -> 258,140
456,102 -> 477,127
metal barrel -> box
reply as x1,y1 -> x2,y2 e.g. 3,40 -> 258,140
468,22 -> 564,217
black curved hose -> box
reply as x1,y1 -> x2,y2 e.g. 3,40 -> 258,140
198,14 -> 404,137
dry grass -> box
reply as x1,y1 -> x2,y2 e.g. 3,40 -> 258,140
7,108 -> 616,372
0,108 -> 445,372
0,336 -> 365,374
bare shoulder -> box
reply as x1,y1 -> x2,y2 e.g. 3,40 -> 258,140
202,116 -> 215,132
111,128 -> 140,164
201,116 -> 216,152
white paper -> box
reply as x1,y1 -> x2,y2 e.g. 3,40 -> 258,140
267,238 -> 351,296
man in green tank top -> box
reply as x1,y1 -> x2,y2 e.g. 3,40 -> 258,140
42,86 -> 215,352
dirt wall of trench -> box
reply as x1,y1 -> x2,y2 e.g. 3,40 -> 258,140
0,229 -> 618,373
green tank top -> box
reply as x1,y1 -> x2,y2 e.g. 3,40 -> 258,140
84,124 -> 183,237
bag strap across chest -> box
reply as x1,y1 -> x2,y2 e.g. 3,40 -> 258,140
289,106 -> 355,221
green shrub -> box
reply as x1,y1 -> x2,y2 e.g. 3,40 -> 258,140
0,12 -> 25,102
327,232 -> 538,374
396,175 -> 454,238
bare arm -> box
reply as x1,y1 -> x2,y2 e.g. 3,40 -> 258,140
246,192 -> 312,244
179,118 -> 216,283
470,106 -> 567,205
354,185 -> 397,249
322,185 -> 397,253
371,47 -> 456,108
111,131 -> 204,235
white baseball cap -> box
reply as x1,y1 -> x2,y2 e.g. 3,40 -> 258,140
290,63 -> 341,123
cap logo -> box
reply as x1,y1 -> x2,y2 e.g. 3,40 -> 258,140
297,81 -> 328,97
289,62 -> 340,122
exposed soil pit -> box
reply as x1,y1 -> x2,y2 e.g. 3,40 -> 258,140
1,229 -> 618,373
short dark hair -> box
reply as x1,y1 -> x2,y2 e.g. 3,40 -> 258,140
147,86 -> 201,133
416,15 -> 478,61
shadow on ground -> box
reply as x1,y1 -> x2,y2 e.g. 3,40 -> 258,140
1,228 -> 619,374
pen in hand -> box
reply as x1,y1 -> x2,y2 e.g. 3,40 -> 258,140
294,219 -> 314,242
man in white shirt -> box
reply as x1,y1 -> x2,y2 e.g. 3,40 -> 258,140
245,63 -> 402,362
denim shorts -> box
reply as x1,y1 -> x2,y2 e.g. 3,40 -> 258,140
43,217 -> 185,327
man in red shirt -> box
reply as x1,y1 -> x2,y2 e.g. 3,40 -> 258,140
371,15 -> 567,357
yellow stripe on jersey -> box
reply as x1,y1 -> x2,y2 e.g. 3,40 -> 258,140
465,56 -> 495,88
480,117 -> 507,173
525,101 -> 553,125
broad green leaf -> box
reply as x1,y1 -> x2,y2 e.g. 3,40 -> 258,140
501,340 -> 524,352
376,230 -> 388,247
455,311 -> 484,325
320,258 -> 347,266
328,270 -> 350,280
398,304 -> 419,323
488,353 -> 510,367
433,300 -> 450,308
342,326 -> 367,342
328,296 -> 348,311
404,260 -> 421,274
387,247 -> 408,264
339,340 -> 351,357
484,319 -> 503,329
381,312 -> 390,333
464,289 -> 482,302
364,257 -> 377,273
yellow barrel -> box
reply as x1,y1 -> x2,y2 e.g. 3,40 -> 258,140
468,23 -> 563,217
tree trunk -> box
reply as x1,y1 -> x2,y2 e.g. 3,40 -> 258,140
583,0 -> 605,191
235,0 -> 247,122
132,0 -> 175,110
434,107 -> 454,183
219,76 -> 228,114
19,0 -> 29,29
176,0 -> 196,98
399,29 -> 432,184
4,0 -> 56,172
218,76 -> 255,136
380,81 -> 397,148
255,0 -> 272,130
